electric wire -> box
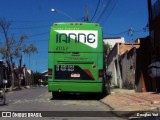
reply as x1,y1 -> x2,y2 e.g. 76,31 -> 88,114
104,30 -> 128,36
10,25 -> 50,29
94,0 -> 118,26
100,0 -> 118,25
97,0 -> 111,23
1,31 -> 49,40
103,28 -> 148,36
90,0 -> 101,22
107,0 -> 117,18
27,32 -> 49,38
9,20 -> 54,23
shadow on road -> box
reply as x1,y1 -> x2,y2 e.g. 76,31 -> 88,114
50,92 -> 107,100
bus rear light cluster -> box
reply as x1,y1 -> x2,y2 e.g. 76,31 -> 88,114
98,69 -> 103,78
48,69 -> 52,75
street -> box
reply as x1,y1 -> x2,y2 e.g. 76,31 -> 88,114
0,86 -> 127,120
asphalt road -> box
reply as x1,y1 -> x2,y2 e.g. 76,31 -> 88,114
0,86 -> 127,120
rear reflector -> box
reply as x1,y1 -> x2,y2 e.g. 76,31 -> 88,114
92,64 -> 96,69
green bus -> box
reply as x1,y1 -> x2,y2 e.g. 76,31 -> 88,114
48,22 -> 106,97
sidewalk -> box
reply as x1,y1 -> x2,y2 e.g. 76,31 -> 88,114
101,88 -> 160,117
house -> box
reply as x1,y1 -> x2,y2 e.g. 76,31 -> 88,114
105,0 -> 160,92
106,42 -> 140,88
13,64 -> 33,87
25,69 -> 34,86
41,70 -> 48,82
103,37 -> 125,49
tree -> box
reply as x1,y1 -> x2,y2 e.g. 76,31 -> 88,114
0,18 -> 15,88
103,42 -> 111,56
23,44 -> 38,69
0,18 -> 38,88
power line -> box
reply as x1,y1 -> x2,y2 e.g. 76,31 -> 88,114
97,0 -> 111,22
90,0 -> 101,22
96,0 -> 117,25
10,25 -> 50,30
104,30 -> 128,36
10,31 -> 49,40
107,0 -> 117,18
100,0 -> 118,25
24,32 -> 49,38
23,39 -> 48,44
103,28 -> 148,36
9,20 -> 54,23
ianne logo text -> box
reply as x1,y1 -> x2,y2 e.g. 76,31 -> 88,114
54,30 -> 98,48
56,33 -> 96,43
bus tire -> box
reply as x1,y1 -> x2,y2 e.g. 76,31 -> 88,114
102,85 -> 110,97
52,92 -> 59,99
105,85 -> 111,95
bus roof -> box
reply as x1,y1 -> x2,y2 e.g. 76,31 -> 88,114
53,22 -> 100,25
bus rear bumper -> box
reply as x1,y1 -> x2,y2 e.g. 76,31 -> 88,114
48,81 -> 103,93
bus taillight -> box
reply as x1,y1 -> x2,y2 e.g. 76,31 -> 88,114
48,69 -> 52,75
95,24 -> 99,26
98,69 -> 103,78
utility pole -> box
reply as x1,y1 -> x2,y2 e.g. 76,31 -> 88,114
148,0 -> 152,33
84,6 -> 89,22
147,0 -> 159,93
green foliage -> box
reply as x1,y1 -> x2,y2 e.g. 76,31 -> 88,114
103,42 -> 111,55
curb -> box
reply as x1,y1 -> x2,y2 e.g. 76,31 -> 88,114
100,91 -> 160,118
100,99 -> 137,118
101,98 -> 160,119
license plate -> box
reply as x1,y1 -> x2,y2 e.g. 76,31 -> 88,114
71,73 -> 80,78
56,65 -> 74,72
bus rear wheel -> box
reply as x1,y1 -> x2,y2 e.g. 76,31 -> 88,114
52,92 -> 60,99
